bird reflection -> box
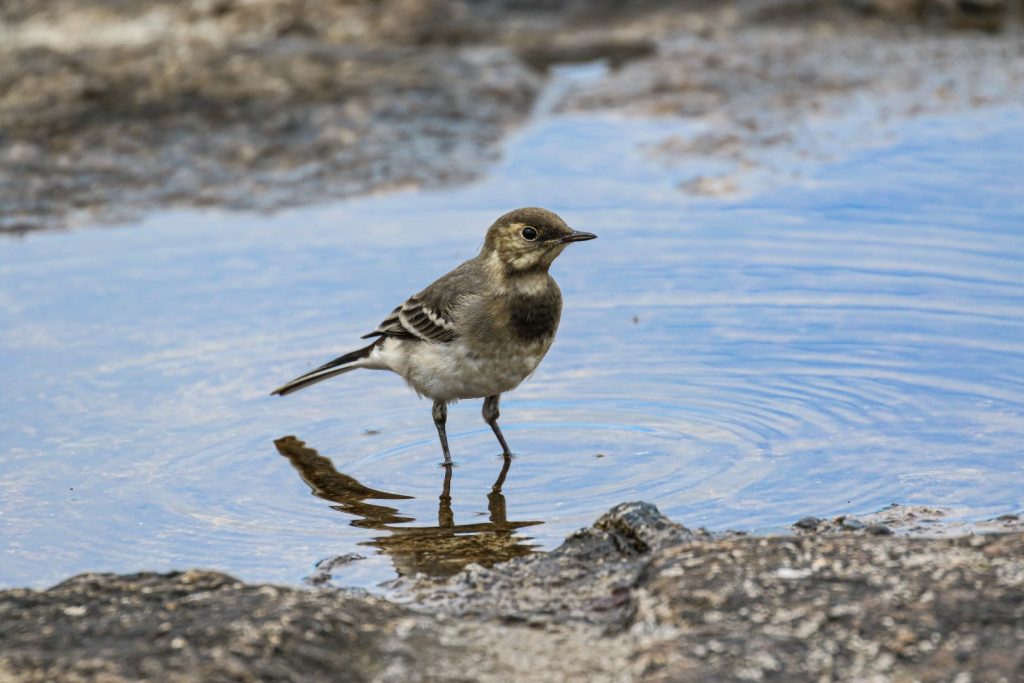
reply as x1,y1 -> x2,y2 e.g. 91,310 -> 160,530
274,436 -> 543,578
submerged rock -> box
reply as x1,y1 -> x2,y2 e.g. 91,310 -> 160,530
2,501 -> 1022,682
793,502 -> 1024,537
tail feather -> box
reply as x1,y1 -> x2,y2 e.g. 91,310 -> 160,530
271,340 -> 378,396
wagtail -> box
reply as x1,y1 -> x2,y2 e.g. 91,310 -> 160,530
272,207 -> 596,463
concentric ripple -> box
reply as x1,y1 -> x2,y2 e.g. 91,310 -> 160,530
2,106 -> 1023,589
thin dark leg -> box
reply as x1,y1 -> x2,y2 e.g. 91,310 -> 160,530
482,395 -> 512,457
432,399 -> 452,464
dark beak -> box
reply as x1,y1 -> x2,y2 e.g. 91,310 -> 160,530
558,230 -> 598,244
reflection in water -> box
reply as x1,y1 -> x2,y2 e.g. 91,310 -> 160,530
2,107 -> 1023,590
274,436 -> 542,578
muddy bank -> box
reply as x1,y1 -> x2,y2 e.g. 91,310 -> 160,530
3,503 -> 1022,682
557,22 -> 1024,197
3,0 -> 1023,232
0,17 -> 541,232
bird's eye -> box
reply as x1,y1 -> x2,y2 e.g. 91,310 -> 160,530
521,226 -> 538,241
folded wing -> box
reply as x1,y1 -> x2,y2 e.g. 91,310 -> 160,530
361,296 -> 458,343
361,259 -> 483,343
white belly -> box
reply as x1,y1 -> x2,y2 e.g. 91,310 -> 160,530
369,337 -> 549,401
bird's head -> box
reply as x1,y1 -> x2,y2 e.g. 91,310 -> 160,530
481,207 -> 597,274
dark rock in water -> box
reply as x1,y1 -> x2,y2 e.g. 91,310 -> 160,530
590,501 -> 696,554
2,502 -> 1023,682
844,0 -> 1011,31
805,503 -> 1024,537
305,553 -> 366,587
793,515 -> 821,530
840,516 -> 866,530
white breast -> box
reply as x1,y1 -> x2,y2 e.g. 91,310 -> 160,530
368,337 -> 549,402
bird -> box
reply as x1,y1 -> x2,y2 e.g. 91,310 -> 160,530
271,207 -> 597,464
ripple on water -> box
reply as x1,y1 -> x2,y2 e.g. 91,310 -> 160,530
1,107 -> 1023,589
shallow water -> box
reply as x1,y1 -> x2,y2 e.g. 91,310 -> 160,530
2,95 -> 1024,589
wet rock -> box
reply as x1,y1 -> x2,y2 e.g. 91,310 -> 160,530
0,570 -> 457,682
590,501 -> 696,553
748,0 -> 1016,31
392,501 -> 698,629
304,553 -> 365,587
2,502 -> 1022,682
839,0 -> 1013,31
840,515 -> 866,530
518,37 -> 657,71
800,503 -> 1024,537
793,515 -> 821,530
628,531 -> 1024,681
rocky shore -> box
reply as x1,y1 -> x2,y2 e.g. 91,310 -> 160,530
2,503 -> 1022,682
3,0 -> 1023,231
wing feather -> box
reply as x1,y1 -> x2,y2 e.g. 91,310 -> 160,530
361,297 -> 458,343
359,259 -> 479,343
400,298 -> 458,342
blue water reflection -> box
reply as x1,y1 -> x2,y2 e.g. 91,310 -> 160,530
1,105 -> 1022,590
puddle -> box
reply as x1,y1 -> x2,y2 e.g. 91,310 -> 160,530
2,91 -> 1024,589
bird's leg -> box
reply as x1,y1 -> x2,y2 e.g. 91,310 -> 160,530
432,399 -> 452,465
482,395 -> 513,457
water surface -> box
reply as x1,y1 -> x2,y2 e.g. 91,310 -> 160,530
2,103 -> 1023,590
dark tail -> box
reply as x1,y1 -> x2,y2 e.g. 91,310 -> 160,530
271,340 -> 378,396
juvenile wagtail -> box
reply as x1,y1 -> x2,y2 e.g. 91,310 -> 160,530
272,207 -> 596,463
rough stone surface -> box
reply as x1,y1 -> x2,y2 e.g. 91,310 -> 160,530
629,532 -> 1024,682
391,502 -> 710,628
3,502 -> 1022,682
0,570 -> 457,682
793,502 -> 1024,537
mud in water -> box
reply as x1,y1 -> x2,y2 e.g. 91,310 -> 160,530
2,0 -> 1023,231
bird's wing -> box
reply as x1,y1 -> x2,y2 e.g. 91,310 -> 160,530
361,262 -> 474,343
361,297 -> 458,343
